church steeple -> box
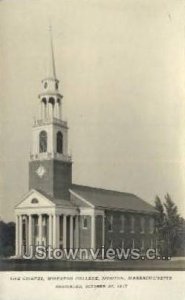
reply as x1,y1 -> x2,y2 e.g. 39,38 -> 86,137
38,26 -> 63,120
48,25 -> 56,80
29,28 -> 72,200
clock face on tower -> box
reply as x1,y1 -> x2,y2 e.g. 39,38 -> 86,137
36,165 -> 46,178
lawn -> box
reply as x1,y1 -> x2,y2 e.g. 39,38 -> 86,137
0,258 -> 185,271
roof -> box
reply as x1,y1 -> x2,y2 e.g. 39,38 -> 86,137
71,184 -> 157,214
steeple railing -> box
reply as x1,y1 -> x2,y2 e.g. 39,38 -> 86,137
33,117 -> 68,128
30,152 -> 72,162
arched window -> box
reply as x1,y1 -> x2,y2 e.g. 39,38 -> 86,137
42,97 -> 47,105
49,97 -> 55,105
39,130 -> 47,153
57,131 -> 63,153
31,198 -> 39,204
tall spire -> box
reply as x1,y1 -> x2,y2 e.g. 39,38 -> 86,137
48,24 -> 56,79
39,25 -> 63,120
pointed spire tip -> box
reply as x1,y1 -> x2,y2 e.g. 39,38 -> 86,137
48,24 -> 56,79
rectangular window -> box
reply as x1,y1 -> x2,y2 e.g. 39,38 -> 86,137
108,215 -> 113,231
120,215 -> 125,232
140,217 -> 145,233
82,216 -> 88,229
149,217 -> 155,234
130,216 -> 135,233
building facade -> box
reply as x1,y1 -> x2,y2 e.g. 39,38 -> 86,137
15,30 -> 157,258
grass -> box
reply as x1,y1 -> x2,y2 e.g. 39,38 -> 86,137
0,258 -> 185,271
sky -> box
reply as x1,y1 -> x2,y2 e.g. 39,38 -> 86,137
0,0 -> 185,221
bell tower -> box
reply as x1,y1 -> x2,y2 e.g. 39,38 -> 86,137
29,27 -> 72,200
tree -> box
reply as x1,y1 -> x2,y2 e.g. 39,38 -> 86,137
155,196 -> 165,228
155,194 -> 184,256
0,221 -> 15,257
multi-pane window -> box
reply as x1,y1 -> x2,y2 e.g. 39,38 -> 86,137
107,215 -> 113,231
39,130 -> 47,153
140,217 -> 145,233
82,216 -> 88,229
149,217 -> 155,234
130,216 -> 135,233
120,215 -> 125,232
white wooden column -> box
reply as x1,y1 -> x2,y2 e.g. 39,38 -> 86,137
53,100 -> 59,119
91,214 -> 96,250
56,215 -> 60,248
38,214 -> 42,245
48,102 -> 52,119
70,216 -> 74,249
46,99 -> 49,119
63,215 -> 67,248
49,214 -> 53,246
52,214 -> 56,248
40,101 -> 43,119
15,215 -> 19,256
52,102 -> 54,118
59,102 -> 62,119
28,215 -> 32,248
19,215 -> 23,256
25,216 -> 29,254
56,102 -> 59,119
75,215 -> 79,248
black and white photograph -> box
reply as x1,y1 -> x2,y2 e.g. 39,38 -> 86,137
0,0 -> 185,299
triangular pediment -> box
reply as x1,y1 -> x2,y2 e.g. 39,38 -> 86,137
15,189 -> 55,209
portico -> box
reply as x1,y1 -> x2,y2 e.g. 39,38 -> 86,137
15,212 -> 80,257
15,189 -> 81,257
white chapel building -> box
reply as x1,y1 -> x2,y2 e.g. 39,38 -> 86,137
15,30 -> 157,257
